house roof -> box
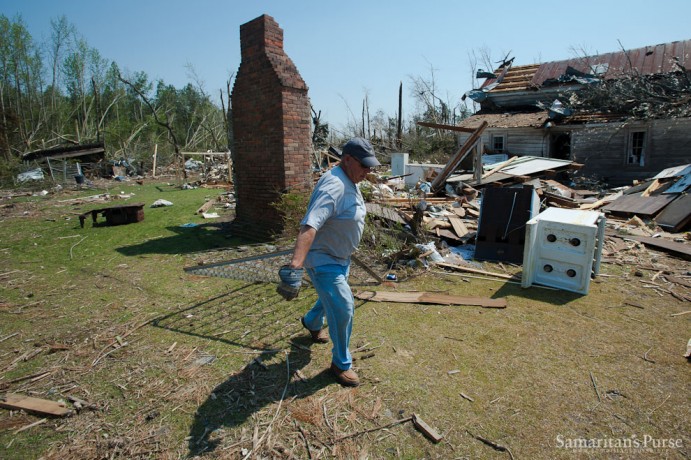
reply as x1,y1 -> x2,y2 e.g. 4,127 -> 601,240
22,142 -> 105,162
483,39 -> 691,93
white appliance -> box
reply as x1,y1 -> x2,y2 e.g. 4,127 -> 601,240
522,208 -> 606,295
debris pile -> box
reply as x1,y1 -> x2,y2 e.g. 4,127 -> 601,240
352,154 -> 690,284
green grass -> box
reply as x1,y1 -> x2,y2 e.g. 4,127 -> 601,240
0,179 -> 689,459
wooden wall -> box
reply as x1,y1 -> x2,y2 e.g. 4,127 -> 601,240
457,127 -> 548,157
569,118 -> 691,186
457,117 -> 691,187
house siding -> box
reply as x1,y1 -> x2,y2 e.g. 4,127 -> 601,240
568,118 -> 691,186
458,128 -> 548,157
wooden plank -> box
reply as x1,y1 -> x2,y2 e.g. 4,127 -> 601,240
481,155 -> 519,179
434,228 -> 462,242
412,414 -> 444,443
377,197 -> 457,203
196,198 -> 216,215
436,262 -> 519,281
452,207 -> 466,217
354,290 -> 507,308
448,216 -> 469,237
416,121 -> 476,133
0,393 -> 71,417
641,179 -> 662,197
544,192 -> 580,208
607,232 -> 691,260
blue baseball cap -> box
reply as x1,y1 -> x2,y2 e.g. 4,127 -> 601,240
342,138 -> 381,168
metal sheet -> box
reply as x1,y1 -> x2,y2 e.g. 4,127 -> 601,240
664,173 -> 691,194
500,157 -> 573,176
654,163 -> 691,179
531,40 -> 690,85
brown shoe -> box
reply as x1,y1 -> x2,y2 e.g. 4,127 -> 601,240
301,317 -> 329,343
330,363 -> 360,387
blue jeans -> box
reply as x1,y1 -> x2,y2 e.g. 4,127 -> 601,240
303,264 -> 353,370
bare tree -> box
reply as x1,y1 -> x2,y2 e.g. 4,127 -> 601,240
117,72 -> 186,180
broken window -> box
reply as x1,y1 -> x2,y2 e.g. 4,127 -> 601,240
491,134 -> 506,153
627,130 -> 646,166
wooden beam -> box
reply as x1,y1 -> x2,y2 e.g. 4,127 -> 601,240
473,144 -> 483,183
351,254 -> 384,284
430,121 -> 489,193
448,216 -> 469,237
481,155 -> 519,179
354,290 -> 507,308
416,121 -> 476,133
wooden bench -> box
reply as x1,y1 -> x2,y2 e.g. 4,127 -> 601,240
79,203 -> 145,228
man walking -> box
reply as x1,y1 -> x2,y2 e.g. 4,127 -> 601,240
277,138 -> 380,387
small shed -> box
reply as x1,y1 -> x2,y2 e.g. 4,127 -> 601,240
22,142 -> 105,184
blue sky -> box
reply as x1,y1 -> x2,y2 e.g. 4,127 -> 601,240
3,0 -> 691,133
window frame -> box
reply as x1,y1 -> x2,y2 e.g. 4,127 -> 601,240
490,133 -> 506,153
627,129 -> 648,167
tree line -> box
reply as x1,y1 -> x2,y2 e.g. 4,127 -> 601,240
1,14 -> 471,185
0,15 -> 227,183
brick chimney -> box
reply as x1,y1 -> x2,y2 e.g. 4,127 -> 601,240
230,14 -> 312,240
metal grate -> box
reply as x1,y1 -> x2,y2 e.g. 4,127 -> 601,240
184,249 -> 293,284
184,244 -> 381,287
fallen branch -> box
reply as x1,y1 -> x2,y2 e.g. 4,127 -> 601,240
590,371 -> 602,402
466,429 -> 515,459
69,236 -> 87,260
642,347 -> 655,363
14,418 -> 47,435
335,416 -> 413,442
0,332 -> 19,343
296,422 -> 313,460
91,316 -> 158,366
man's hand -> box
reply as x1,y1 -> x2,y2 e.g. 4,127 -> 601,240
277,265 -> 304,300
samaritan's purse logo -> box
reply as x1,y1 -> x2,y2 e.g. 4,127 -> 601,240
556,434 -> 683,451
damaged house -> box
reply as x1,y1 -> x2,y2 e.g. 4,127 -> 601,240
458,39 -> 691,187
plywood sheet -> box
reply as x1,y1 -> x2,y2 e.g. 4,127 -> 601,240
602,193 -> 677,216
655,194 -> 691,232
